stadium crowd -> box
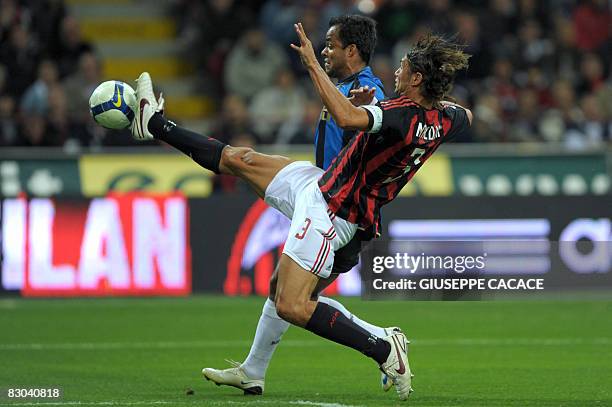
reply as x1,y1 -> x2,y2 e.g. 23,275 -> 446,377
0,0 -> 610,149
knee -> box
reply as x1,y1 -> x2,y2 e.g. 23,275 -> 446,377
275,296 -> 309,326
221,146 -> 254,173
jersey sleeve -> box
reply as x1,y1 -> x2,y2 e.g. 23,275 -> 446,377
363,98 -> 416,139
443,105 -> 471,142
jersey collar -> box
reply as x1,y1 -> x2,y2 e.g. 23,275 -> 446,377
338,66 -> 372,85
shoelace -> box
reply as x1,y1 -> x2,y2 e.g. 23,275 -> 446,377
224,358 -> 242,370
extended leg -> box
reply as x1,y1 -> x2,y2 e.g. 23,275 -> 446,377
132,72 -> 292,198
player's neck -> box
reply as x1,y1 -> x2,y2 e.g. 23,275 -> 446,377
339,62 -> 367,82
401,90 -> 433,109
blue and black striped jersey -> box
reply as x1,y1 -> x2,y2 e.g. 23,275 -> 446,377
314,66 -> 385,170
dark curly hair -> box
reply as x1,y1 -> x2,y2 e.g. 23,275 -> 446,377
329,15 -> 377,65
406,35 -> 470,103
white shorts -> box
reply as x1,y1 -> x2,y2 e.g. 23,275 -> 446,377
264,161 -> 357,279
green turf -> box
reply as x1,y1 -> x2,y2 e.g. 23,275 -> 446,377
1,296 -> 611,406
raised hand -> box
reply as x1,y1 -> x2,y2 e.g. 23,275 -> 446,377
348,86 -> 376,106
290,22 -> 318,70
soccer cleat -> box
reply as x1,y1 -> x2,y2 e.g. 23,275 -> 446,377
202,359 -> 264,396
131,72 -> 161,140
379,331 -> 414,401
381,327 -> 403,392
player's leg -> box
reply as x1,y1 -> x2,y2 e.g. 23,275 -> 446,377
273,183 -> 413,401
131,72 -> 290,198
275,254 -> 392,358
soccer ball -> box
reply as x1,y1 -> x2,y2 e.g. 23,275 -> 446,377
89,80 -> 136,129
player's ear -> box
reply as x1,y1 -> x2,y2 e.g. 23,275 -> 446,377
412,72 -> 424,86
346,44 -> 357,58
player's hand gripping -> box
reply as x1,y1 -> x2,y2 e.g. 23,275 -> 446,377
290,22 -> 318,70
348,86 -> 376,106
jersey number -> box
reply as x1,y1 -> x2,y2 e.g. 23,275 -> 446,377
383,148 -> 426,184
295,218 -> 312,240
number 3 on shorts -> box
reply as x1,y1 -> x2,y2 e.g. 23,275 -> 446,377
295,218 -> 312,240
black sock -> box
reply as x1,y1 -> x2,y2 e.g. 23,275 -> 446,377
305,302 -> 391,365
148,113 -> 226,174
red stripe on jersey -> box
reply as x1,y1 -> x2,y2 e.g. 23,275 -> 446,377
320,132 -> 364,192
332,165 -> 361,214
442,115 -> 452,134
365,115 -> 418,175
403,114 -> 418,142
381,99 -> 417,110
380,95 -> 411,107
349,172 -> 365,222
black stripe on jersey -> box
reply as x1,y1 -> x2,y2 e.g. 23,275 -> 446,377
341,78 -> 363,146
316,117 -> 327,169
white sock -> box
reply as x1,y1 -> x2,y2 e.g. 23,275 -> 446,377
241,298 -> 290,379
318,296 -> 388,337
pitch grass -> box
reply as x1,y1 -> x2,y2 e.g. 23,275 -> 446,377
1,296 -> 611,407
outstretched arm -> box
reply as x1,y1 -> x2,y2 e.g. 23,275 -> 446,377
290,23 -> 371,131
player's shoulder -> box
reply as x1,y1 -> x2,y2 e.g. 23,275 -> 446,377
357,67 -> 385,93
442,104 -> 470,123
379,96 -> 420,111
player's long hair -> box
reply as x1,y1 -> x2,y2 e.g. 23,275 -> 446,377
406,35 -> 470,104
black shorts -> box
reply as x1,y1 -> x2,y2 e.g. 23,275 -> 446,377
331,234 -> 363,274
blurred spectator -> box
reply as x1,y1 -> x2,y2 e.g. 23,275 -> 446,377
46,84 -> 70,146
454,11 -> 492,79
472,92 -> 506,142
0,24 -> 40,97
391,24 -> 431,69
29,0 -> 67,56
249,67 -> 306,144
576,52 -> 606,95
565,94 -> 609,149
0,94 -> 18,146
224,28 -> 288,100
485,58 -> 518,120
259,0 -> 300,46
18,114 -> 57,147
173,0 -> 253,94
516,19 -> 554,69
2,0 -> 610,148
20,59 -> 59,116
509,88 -> 541,141
289,99 -> 323,145
423,0 -> 455,36
370,56 -> 395,97
53,15 -> 93,79
62,52 -> 102,146
374,0 -> 418,52
539,79 -> 583,142
210,94 -> 254,144
572,0 -> 610,53
551,16 -> 581,83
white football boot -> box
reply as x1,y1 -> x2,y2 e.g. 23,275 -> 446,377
131,72 -> 164,140
381,326 -> 403,392
202,359 -> 264,396
379,331 -> 414,401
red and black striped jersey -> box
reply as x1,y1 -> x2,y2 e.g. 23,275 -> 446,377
318,96 -> 470,239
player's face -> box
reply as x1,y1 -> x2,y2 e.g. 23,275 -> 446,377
321,25 -> 348,79
394,57 -> 421,95
394,58 -> 410,93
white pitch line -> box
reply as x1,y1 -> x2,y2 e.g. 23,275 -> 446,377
0,402 -> 173,406
0,337 -> 610,351
0,401 -> 361,407
291,401 -> 361,407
